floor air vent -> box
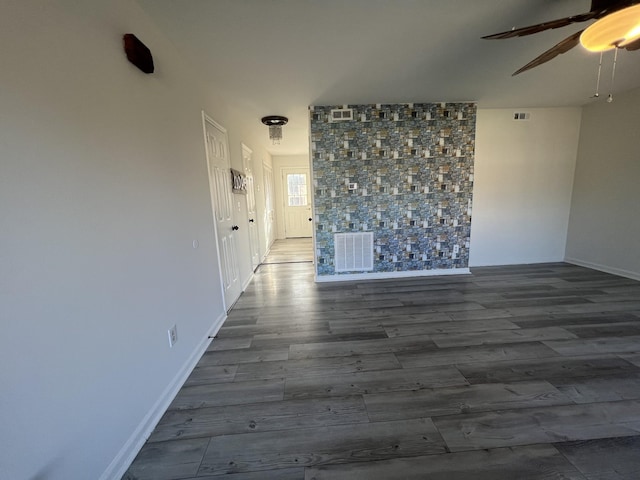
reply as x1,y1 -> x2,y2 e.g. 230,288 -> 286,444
334,232 -> 374,272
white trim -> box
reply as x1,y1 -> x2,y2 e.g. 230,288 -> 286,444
262,244 -> 272,263
241,142 -> 253,173
242,271 -> 254,291
564,257 -> 640,282
314,268 -> 471,283
100,311 -> 227,480
202,111 -> 227,133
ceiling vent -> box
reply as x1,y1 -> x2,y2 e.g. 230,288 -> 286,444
513,112 -> 531,120
330,108 -> 354,122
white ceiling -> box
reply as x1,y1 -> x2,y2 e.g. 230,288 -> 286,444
137,0 -> 640,155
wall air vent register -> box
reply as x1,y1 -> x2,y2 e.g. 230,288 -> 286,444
334,232 -> 374,272
330,108 -> 354,121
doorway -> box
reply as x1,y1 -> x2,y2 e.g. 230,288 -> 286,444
242,144 -> 260,272
282,167 -> 313,238
263,162 -> 275,253
202,113 -> 242,311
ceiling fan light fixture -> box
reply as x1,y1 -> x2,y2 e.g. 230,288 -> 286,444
580,4 -> 640,52
261,115 -> 288,145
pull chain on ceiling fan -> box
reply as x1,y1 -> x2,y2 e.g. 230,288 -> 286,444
591,49 -> 619,102
592,52 -> 604,97
608,47 -> 619,102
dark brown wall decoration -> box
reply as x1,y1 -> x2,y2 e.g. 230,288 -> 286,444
123,33 -> 154,74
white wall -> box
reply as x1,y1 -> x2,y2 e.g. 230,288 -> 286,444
565,87 -> 640,280
0,1 -> 270,478
470,108 -> 581,266
272,154 -> 311,239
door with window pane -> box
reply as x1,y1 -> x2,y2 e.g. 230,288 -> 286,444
282,168 -> 312,238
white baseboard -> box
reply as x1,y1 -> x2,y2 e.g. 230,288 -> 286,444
564,257 -> 640,281
242,272 -> 254,291
99,311 -> 227,480
262,241 -> 273,262
315,268 -> 471,283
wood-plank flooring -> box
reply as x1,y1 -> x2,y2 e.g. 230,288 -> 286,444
261,237 -> 313,264
123,251 -> 640,479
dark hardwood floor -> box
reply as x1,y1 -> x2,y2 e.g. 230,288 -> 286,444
123,247 -> 640,479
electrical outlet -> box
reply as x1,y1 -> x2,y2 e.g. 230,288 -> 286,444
168,325 -> 178,347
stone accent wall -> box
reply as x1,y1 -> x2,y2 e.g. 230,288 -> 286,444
311,102 -> 477,276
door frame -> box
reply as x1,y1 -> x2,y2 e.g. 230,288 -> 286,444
281,167 -> 313,238
242,143 -> 260,272
262,161 -> 275,254
201,111 -> 239,312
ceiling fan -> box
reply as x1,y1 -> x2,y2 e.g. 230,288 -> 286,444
483,0 -> 640,75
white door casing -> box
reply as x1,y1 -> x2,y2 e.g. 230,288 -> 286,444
282,167 -> 313,238
242,144 -> 260,272
203,113 -> 241,311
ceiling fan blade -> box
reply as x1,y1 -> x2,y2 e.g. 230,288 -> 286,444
483,12 -> 599,39
512,30 -> 584,76
592,0 -> 640,12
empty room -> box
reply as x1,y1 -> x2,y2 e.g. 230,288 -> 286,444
2,1 -> 640,479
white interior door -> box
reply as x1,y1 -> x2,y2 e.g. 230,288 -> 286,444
203,114 -> 241,311
263,163 -> 275,251
282,168 -> 313,238
242,144 -> 260,272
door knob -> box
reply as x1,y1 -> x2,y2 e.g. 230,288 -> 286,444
232,225 -> 239,231
249,219 -> 254,223
308,218 -> 313,221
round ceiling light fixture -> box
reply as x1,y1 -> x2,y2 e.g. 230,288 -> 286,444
261,116 -> 289,145
580,4 -> 640,52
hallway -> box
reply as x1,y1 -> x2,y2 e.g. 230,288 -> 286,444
262,237 -> 314,265
124,260 -> 640,479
